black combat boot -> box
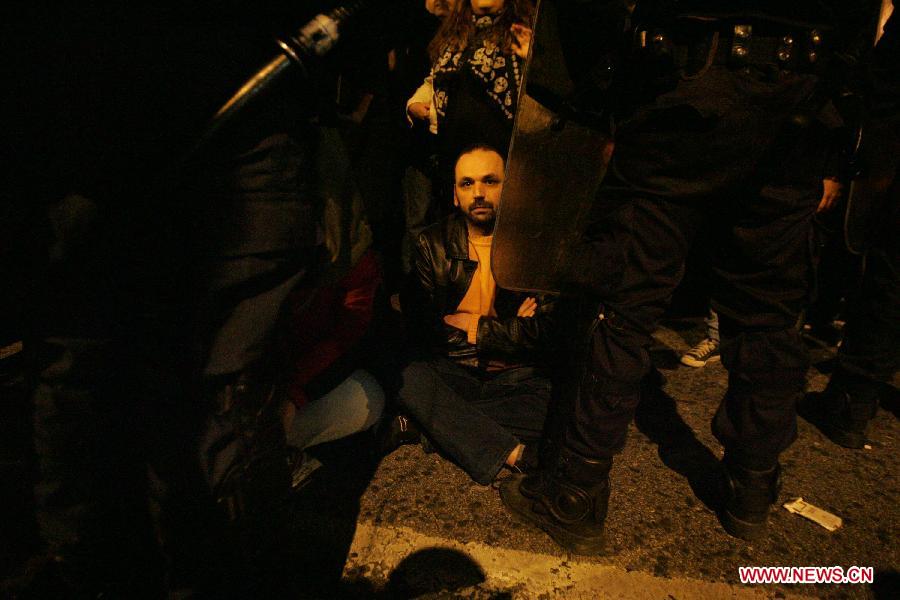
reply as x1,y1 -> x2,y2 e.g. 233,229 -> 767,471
797,371 -> 879,449
719,455 -> 782,540
501,446 -> 611,554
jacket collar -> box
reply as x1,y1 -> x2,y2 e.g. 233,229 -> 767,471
445,212 -> 472,261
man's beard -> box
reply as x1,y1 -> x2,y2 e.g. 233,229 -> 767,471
465,201 -> 496,232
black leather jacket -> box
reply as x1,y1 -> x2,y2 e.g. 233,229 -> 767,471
401,213 -> 557,366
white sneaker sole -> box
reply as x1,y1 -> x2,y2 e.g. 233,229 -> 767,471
680,354 -> 721,368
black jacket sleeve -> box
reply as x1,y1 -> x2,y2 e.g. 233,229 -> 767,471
401,232 -> 471,355
474,293 -> 557,361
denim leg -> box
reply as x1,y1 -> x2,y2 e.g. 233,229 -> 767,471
475,367 -> 551,444
287,369 -> 385,450
397,359 -> 519,485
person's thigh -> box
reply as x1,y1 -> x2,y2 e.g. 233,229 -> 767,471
288,369 -> 385,450
427,356 -> 483,399
477,367 -> 552,443
711,183 -> 816,332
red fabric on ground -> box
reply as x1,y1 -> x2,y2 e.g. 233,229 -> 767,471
284,250 -> 381,406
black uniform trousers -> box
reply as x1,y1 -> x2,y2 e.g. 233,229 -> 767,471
835,237 -> 900,398
563,64 -> 825,468
835,109 -> 900,389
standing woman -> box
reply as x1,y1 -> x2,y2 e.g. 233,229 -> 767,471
407,0 -> 533,186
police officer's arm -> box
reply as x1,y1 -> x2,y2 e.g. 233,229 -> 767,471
474,294 -> 558,359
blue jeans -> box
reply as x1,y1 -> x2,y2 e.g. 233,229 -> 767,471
286,369 -> 385,450
397,358 -> 550,485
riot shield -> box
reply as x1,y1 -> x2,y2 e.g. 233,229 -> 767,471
492,0 -> 615,293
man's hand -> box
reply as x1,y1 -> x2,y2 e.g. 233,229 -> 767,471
443,312 -> 472,331
510,23 -> 533,59
816,177 -> 844,213
443,297 -> 536,334
517,297 -> 537,318
408,102 -> 431,121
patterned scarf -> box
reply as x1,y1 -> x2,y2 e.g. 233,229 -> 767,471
432,14 -> 524,122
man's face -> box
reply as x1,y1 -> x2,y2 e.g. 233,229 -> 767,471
471,0 -> 505,16
454,148 -> 504,231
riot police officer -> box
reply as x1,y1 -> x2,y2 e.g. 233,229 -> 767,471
799,1 -> 899,450
4,2 -> 381,595
501,0 -> 883,553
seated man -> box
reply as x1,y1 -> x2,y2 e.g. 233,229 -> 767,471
397,144 -> 555,485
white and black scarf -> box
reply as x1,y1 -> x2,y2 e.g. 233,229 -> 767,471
432,14 -> 524,122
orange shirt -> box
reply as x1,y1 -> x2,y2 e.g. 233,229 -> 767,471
455,235 -> 497,344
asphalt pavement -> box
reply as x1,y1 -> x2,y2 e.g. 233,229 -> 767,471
305,318 -> 899,599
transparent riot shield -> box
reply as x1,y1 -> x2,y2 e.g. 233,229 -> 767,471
491,0 -> 615,293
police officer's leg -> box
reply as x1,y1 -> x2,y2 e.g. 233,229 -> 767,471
502,180 -> 704,553
711,181 -> 816,539
800,215 -> 900,448
190,128 -> 321,593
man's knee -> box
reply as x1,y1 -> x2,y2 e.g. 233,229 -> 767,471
399,360 -> 442,393
346,369 -> 386,432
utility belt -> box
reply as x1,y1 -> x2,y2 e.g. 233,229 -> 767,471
633,18 -> 831,77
